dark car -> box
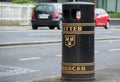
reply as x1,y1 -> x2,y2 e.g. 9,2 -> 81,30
31,3 -> 62,30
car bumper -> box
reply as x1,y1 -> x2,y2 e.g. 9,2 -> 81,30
31,19 -> 60,26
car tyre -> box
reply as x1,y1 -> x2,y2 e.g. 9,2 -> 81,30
104,21 -> 110,29
57,21 -> 62,30
32,25 -> 38,30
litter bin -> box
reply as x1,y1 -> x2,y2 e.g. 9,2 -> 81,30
62,2 -> 95,81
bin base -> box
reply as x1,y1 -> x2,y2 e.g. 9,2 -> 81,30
62,77 -> 95,81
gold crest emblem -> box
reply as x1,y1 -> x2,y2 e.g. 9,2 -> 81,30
65,35 -> 75,48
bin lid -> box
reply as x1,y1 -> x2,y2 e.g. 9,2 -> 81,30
63,2 -> 94,5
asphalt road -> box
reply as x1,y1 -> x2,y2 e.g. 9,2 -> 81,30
0,27 -> 120,82
0,40 -> 120,82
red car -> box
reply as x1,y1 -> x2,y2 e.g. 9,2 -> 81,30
95,8 -> 110,29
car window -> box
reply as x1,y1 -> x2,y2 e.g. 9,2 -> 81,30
100,9 -> 104,14
95,9 -> 101,15
101,9 -> 107,14
35,5 -> 54,12
95,9 -> 107,15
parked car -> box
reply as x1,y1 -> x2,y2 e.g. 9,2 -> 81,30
31,3 -> 62,30
95,8 -> 110,29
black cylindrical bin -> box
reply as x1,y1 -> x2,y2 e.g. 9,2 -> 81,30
62,2 -> 95,81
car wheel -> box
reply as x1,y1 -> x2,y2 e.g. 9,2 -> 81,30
32,25 -> 38,30
49,26 -> 55,29
104,21 -> 110,29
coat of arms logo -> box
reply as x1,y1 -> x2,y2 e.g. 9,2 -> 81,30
65,35 -> 75,48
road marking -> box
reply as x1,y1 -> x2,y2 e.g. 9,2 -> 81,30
109,48 -> 120,52
0,65 -> 39,77
56,55 -> 62,57
27,34 -> 41,36
95,51 -> 99,54
96,39 -> 120,43
19,57 -> 42,61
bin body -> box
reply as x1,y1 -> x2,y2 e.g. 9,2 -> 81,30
62,2 -> 95,81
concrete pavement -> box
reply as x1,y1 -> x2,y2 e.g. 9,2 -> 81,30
110,18 -> 120,25
0,26 -> 32,30
0,25 -> 119,30
0,25 -> 120,47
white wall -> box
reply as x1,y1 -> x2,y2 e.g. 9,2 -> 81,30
0,3 -> 33,25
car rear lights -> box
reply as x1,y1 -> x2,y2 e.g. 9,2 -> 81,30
53,10 -> 58,19
32,12 -> 36,19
